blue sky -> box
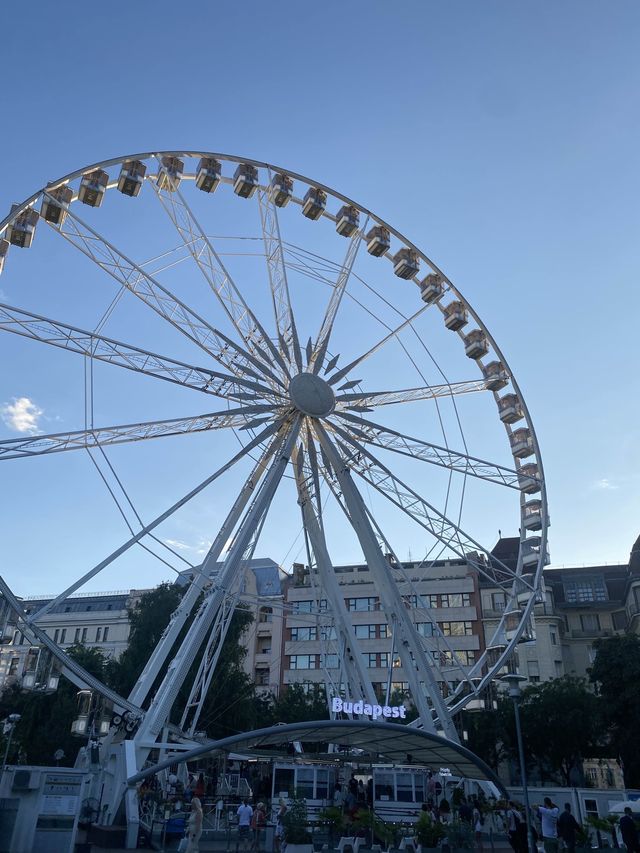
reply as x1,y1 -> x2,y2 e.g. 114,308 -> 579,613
1,1 -> 639,595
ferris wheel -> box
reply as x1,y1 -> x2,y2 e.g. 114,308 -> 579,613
0,151 -> 548,788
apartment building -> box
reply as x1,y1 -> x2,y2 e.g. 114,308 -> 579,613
282,557 -> 484,698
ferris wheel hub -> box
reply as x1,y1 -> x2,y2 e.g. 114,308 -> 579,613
288,372 -> 336,417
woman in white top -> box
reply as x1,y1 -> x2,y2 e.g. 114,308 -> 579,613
473,806 -> 484,852
185,796 -> 203,853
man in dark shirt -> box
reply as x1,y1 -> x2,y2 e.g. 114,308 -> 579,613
620,807 -> 640,853
558,803 -> 580,853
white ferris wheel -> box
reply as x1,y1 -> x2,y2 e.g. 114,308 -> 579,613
0,151 -> 548,806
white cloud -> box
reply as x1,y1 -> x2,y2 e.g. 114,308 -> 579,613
163,538 -> 192,551
594,478 -> 618,491
2,397 -> 44,434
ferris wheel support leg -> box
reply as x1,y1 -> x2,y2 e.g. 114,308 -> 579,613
292,446 -> 377,707
314,423 -> 459,742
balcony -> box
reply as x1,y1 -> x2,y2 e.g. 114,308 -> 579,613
568,629 -> 613,639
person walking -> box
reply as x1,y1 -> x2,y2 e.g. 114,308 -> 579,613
275,798 -> 288,853
236,799 -> 254,853
620,807 -> 640,853
557,804 -> 580,853
536,797 -> 560,853
185,797 -> 203,853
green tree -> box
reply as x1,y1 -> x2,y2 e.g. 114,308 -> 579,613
268,683 -> 330,724
0,644 -> 109,767
518,676 -> 603,785
106,582 -> 184,697
589,634 -> 640,787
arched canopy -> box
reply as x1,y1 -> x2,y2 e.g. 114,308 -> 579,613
127,719 -> 506,794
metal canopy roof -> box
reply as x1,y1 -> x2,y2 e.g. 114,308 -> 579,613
128,719 -> 505,792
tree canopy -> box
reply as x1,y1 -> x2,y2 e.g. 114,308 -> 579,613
589,633 -> 640,787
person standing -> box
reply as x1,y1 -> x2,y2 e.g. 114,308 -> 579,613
185,797 -> 203,853
557,804 -> 580,853
620,807 -> 640,853
251,802 -> 267,853
536,797 -> 560,853
237,799 -> 254,853
506,801 -> 527,853
473,804 -> 484,853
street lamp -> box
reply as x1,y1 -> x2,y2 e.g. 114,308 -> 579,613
2,713 -> 21,770
500,674 -> 535,853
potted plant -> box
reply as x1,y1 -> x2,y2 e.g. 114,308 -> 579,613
575,823 -> 593,853
443,820 -> 474,852
283,793 -> 314,853
415,813 -> 446,852
320,805 -> 346,847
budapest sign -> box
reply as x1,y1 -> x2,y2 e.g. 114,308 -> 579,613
331,696 -> 407,720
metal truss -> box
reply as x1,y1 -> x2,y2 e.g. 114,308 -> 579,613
257,169 -> 303,372
335,412 -> 525,489
0,407 -> 276,460
44,197 -> 280,385
309,217 -> 368,374
331,425 -> 524,591
134,418 -> 300,746
313,422 -> 459,740
0,303 -> 277,403
29,420 -> 282,626
149,171 -> 290,383
334,379 -> 488,411
292,443 -> 377,708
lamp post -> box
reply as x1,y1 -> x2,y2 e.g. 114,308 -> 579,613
500,674 -> 535,853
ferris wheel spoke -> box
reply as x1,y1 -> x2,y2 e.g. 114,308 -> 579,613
0,406 -> 277,460
326,303 -> 429,386
334,413 -> 523,489
0,303 -> 280,404
331,427 -> 515,588
45,199 -> 282,387
334,378 -> 487,410
257,174 -> 303,373
149,172 -> 290,383
28,418 -> 284,625
309,217 -> 368,374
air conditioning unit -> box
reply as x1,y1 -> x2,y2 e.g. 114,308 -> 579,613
12,770 -> 40,790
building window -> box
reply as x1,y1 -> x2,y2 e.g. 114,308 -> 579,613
345,597 -> 379,612
259,607 -> 273,622
355,624 -> 377,640
491,592 -> 507,611
415,622 -> 436,638
440,593 -> 471,608
74,628 -> 81,643
255,668 -> 270,686
320,626 -> 337,641
378,623 -> 390,638
565,577 -> 607,604
289,654 -> 318,670
54,629 -> 60,643
103,627 -> 109,642
290,626 -> 317,641
81,628 -> 88,643
9,657 -> 19,676
528,661 -> 540,683
440,621 -> 473,636
324,654 -> 338,669
60,629 -> 66,644
96,628 -> 102,643
550,631 -> 557,645
555,660 -> 563,676
456,650 -> 476,666
580,614 -> 601,632
612,611 -> 627,631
